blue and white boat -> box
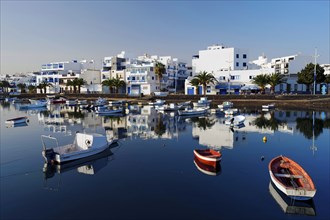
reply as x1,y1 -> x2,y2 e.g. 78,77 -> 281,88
193,97 -> 212,107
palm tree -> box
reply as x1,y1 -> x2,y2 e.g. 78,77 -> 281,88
154,61 -> 166,92
39,81 -> 52,94
0,80 -> 10,93
28,85 -> 37,93
251,74 -> 268,93
66,80 -> 75,93
193,71 -> 218,95
102,78 -> 115,94
112,76 -> 126,94
190,78 -> 200,95
72,78 -> 86,93
17,83 -> 26,93
267,73 -> 286,94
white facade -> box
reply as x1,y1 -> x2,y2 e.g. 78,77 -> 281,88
192,44 -> 250,76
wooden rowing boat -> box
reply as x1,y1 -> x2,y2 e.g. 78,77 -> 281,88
193,149 -> 222,167
194,157 -> 221,176
268,155 -> 316,200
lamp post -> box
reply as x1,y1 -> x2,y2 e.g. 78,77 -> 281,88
313,48 -> 319,95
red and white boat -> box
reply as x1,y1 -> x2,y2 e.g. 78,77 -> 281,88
269,155 -> 316,200
193,149 -> 222,167
46,95 -> 66,104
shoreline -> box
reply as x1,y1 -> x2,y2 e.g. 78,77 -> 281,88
3,93 -> 330,111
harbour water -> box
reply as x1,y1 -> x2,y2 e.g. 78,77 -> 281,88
1,101 -> 329,220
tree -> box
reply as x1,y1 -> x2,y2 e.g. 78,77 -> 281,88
154,61 -> 166,92
324,74 -> 330,84
189,78 -> 200,95
27,85 -> 36,93
251,74 -> 268,93
267,73 -> 285,94
192,71 -> 218,95
297,63 -> 325,94
0,80 -> 10,93
38,81 -> 52,94
112,76 -> 126,94
72,78 -> 86,93
66,80 -> 75,93
17,83 -> 26,93
102,78 -> 115,94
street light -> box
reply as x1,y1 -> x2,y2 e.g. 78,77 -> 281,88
313,48 -> 319,95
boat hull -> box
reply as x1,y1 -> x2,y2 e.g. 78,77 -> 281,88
193,149 -> 222,167
5,117 -> 28,124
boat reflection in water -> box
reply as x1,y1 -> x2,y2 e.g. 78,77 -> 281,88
194,156 -> 221,176
269,181 -> 316,216
43,147 -> 114,180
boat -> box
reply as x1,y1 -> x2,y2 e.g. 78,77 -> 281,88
5,116 -> 29,125
177,101 -> 191,107
225,115 -> 245,126
109,100 -> 126,106
157,103 -> 181,111
95,97 -> 108,106
262,103 -> 275,109
19,99 -> 47,109
46,95 -> 66,104
193,149 -> 222,167
41,132 -> 112,164
178,107 -> 208,116
269,181 -> 316,216
218,101 -> 234,110
193,97 -> 212,107
268,155 -> 316,200
66,99 -> 77,105
77,99 -> 88,105
96,108 -> 123,116
194,157 -> 221,176
224,108 -> 239,115
148,99 -> 166,106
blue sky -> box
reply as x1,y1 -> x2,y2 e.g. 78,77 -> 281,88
1,1 -> 329,74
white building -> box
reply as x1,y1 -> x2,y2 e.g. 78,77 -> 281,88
36,59 -> 100,93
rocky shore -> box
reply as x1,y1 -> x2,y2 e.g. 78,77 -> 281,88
3,93 -> 330,111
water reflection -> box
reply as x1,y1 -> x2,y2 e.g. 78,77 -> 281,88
194,156 -> 222,176
269,181 -> 316,216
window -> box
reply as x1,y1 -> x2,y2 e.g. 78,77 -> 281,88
236,62 -> 239,67
220,76 -> 226,80
207,86 -> 211,93
236,54 -> 239,59
243,54 -> 247,59
249,75 -> 253,79
243,62 -> 247,67
152,76 -> 154,80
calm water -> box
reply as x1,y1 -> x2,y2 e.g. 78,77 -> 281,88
1,101 -> 329,220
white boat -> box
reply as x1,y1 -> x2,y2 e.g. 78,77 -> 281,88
20,100 -> 47,109
77,99 -> 88,105
148,99 -> 166,106
109,100 -> 126,106
269,155 -> 316,201
218,101 -> 234,110
66,99 -> 77,105
193,97 -> 212,107
96,108 -> 123,115
224,108 -> 239,115
5,116 -> 29,125
95,97 -> 108,106
157,103 -> 181,111
225,115 -> 246,126
41,132 -> 111,164
262,103 -> 275,109
178,107 -> 208,116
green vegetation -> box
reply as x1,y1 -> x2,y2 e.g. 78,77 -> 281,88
191,71 -> 218,95
297,63 -> 325,94
154,61 -> 166,92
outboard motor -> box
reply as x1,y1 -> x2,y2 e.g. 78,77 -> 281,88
42,148 -> 55,164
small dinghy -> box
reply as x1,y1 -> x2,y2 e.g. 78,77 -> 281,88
42,132 -> 112,164
269,155 -> 316,200
5,116 -> 28,125
193,149 -> 222,167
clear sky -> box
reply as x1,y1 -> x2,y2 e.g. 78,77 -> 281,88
1,0 -> 329,74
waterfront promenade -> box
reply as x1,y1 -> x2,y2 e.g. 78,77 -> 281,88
3,93 -> 330,111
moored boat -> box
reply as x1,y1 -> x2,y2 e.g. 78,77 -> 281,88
193,149 -> 222,167
218,101 -> 234,110
178,107 -> 208,116
268,155 -> 316,200
225,115 -> 245,126
41,132 -> 112,164
96,108 -> 123,115
193,97 -> 212,107
262,103 -> 275,109
5,116 -> 29,125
